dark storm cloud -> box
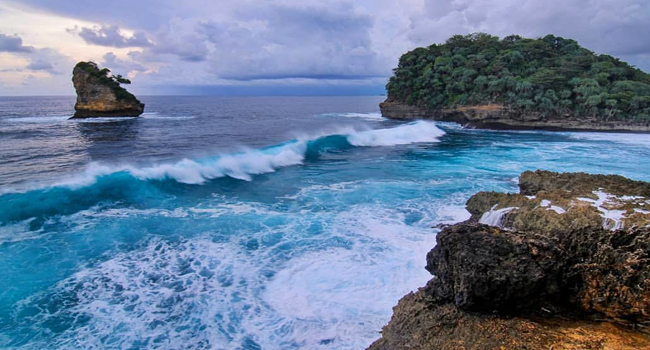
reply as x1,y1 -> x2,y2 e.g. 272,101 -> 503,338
0,33 -> 34,53
70,25 -> 152,48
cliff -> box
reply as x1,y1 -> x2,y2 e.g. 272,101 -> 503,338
71,62 -> 144,118
380,100 -> 650,132
368,170 -> 650,350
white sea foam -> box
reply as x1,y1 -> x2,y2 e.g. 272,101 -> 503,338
347,121 -> 444,146
435,205 -> 471,224
141,112 -> 196,120
263,206 -> 437,349
539,199 -> 565,214
479,205 -> 518,228
14,203 -> 440,350
577,191 -> 627,230
4,115 -> 70,123
317,112 -> 385,121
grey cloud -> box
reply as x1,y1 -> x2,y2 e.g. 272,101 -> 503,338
26,60 -> 54,72
408,0 -> 650,71
197,3 -> 387,80
101,52 -> 147,73
25,48 -> 74,75
147,18 -> 210,62
71,25 -> 152,48
0,33 -> 34,53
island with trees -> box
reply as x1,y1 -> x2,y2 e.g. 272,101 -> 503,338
380,33 -> 650,132
71,61 -> 144,118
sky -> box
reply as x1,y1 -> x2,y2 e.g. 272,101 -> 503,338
0,0 -> 648,96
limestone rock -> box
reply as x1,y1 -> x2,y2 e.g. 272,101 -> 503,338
368,171 -> 650,350
379,99 -> 650,132
71,61 -> 144,118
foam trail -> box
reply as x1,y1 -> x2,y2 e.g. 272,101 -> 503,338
479,205 -> 518,228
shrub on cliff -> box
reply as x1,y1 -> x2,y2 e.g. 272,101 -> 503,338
387,33 -> 650,121
73,61 -> 138,102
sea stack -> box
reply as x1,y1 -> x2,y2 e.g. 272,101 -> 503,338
71,61 -> 144,118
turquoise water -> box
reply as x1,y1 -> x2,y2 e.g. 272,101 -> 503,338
0,96 -> 649,349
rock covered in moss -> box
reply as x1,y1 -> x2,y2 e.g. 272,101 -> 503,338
368,171 -> 650,350
71,61 -> 144,118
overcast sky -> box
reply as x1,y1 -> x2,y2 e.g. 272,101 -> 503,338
0,0 -> 648,95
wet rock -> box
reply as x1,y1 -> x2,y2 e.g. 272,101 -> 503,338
368,171 -> 650,350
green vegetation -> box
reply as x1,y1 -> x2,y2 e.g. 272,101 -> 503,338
74,61 -> 138,102
387,34 -> 650,121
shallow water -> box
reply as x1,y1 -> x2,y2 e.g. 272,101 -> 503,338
0,96 -> 649,349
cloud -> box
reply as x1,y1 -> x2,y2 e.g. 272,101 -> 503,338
147,18 -> 210,62
196,3 -> 388,80
101,51 -> 146,74
5,0 -> 650,96
25,48 -> 74,74
70,25 -> 152,48
0,33 -> 34,53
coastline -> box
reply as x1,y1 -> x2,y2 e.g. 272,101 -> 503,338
380,100 -> 650,133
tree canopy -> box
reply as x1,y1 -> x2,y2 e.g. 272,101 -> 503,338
74,61 -> 137,102
386,33 -> 650,121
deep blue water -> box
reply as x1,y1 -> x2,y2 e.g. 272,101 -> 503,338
0,96 -> 649,349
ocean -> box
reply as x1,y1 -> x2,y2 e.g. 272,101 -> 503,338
0,96 -> 649,349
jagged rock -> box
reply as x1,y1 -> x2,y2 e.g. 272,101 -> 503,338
379,99 -> 650,132
368,171 -> 650,350
423,223 -> 564,314
71,61 -> 144,118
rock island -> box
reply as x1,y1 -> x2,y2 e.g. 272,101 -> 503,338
71,61 -> 144,118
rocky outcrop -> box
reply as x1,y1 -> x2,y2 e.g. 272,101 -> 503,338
379,99 -> 650,132
368,171 -> 650,350
71,62 -> 144,118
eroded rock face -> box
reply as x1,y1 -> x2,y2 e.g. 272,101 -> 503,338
72,62 -> 144,118
379,99 -> 650,132
368,171 -> 650,350
423,223 -> 564,314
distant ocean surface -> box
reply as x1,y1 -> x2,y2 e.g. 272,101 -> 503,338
1,96 -> 649,349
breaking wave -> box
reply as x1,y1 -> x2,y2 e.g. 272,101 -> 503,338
0,121 -> 444,225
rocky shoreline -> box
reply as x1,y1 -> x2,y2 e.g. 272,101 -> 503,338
379,100 -> 650,132
368,170 -> 650,350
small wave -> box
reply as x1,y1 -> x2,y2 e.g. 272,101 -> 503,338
316,112 -> 385,121
141,112 -> 196,120
568,132 -> 650,147
4,116 -> 70,124
74,117 -> 139,123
